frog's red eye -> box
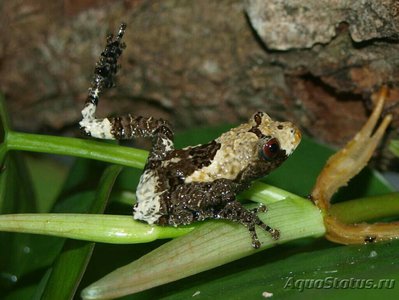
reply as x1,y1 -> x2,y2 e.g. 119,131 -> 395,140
260,138 -> 280,161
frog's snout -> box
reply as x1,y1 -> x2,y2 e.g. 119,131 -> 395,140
293,127 -> 302,147
285,125 -> 302,156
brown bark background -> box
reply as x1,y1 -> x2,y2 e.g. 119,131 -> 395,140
1,0 -> 398,168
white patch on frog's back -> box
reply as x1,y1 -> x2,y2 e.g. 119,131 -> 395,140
134,169 -> 162,224
161,156 -> 181,168
185,123 -> 258,183
161,137 -> 174,152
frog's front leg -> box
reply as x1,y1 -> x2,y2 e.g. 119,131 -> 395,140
163,179 -> 236,225
167,179 -> 279,249
217,201 -> 280,249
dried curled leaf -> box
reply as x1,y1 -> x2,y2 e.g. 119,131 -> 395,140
311,87 -> 399,244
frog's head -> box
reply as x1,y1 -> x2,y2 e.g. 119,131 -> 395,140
250,111 -> 301,161
236,111 -> 301,182
184,111 -> 301,184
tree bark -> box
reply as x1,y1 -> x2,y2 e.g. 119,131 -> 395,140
1,0 -> 398,167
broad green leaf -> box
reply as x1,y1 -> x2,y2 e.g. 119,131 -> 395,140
138,239 -> 399,300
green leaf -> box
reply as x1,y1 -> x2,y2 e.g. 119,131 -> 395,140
390,140 -> 399,157
24,156 -> 68,213
36,165 -> 123,300
143,239 -> 399,300
0,93 -> 11,134
0,94 -> 10,166
0,151 -> 40,295
0,153 -> 36,214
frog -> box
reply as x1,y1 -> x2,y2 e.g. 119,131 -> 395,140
79,23 -> 301,249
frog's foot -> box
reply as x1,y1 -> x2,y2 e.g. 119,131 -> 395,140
251,204 -> 267,214
258,222 -> 280,240
217,201 -> 279,249
251,204 -> 280,239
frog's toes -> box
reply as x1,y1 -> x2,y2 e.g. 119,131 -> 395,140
270,228 -> 280,240
252,204 -> 267,214
250,225 -> 279,249
252,238 -> 261,249
258,221 -> 280,240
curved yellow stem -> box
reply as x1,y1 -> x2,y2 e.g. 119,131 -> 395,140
311,86 -> 398,244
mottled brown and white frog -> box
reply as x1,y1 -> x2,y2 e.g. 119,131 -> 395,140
80,24 -> 301,249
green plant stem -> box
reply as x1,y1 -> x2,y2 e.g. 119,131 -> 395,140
5,132 -> 147,169
240,181 -> 303,203
0,214 -> 195,243
1,191 -> 399,245
330,193 -> 399,223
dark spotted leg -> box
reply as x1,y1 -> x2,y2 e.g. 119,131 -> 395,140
109,115 -> 174,161
249,204 -> 280,240
166,180 -> 279,248
80,23 -> 127,139
79,23 -> 174,160
217,201 -> 279,249
251,204 -> 267,214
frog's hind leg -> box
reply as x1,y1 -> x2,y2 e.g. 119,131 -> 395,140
217,201 -> 279,249
80,23 -> 126,140
79,23 -> 174,160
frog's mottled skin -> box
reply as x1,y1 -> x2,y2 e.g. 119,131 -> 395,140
80,24 -> 301,248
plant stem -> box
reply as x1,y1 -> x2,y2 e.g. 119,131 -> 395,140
329,192 -> 399,223
6,132 -> 147,169
0,214 -> 195,243
240,181 -> 304,204
1,92 -> 147,168
1,191 -> 399,245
